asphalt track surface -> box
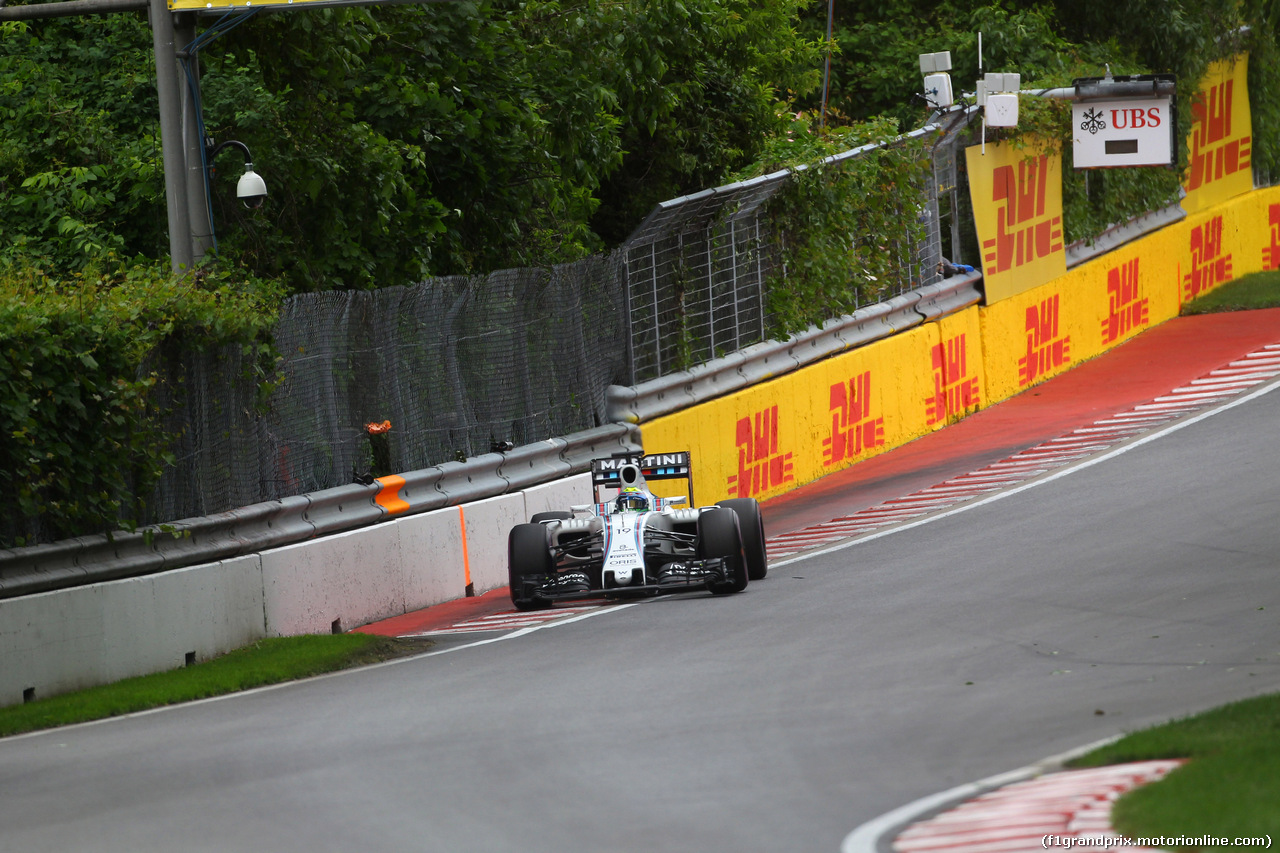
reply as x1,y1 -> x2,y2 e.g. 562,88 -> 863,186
3,312 -> 1280,853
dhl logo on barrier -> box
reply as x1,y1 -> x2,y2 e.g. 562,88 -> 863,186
728,405 -> 794,498
824,371 -> 885,467
1018,294 -> 1071,386
1183,216 -> 1233,302
1186,75 -> 1251,192
965,140 -> 1066,304
1101,258 -> 1149,345
926,335 -> 980,425
1265,204 -> 1280,271
984,155 -> 1064,276
1183,55 -> 1254,214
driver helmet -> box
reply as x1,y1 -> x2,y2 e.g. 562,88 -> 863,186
615,486 -> 650,514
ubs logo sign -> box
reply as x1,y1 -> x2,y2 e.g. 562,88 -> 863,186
983,155 -> 1065,276
1101,258 -> 1149,345
1184,216 -> 1233,302
1019,294 -> 1071,387
727,405 -> 794,498
824,371 -> 884,467
926,335 -> 979,425
1185,78 -> 1252,193
1265,204 -> 1280,271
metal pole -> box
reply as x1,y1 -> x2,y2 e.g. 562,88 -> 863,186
178,14 -> 215,261
650,241 -> 660,378
149,0 -> 192,272
756,212 -> 765,343
621,249 -> 636,387
705,224 -> 714,360
819,0 -> 834,128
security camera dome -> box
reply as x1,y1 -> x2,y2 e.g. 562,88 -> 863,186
237,166 -> 267,209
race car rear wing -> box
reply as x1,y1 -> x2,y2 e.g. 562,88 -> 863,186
590,451 -> 694,503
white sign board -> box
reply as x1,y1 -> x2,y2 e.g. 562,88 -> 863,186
1072,96 -> 1173,168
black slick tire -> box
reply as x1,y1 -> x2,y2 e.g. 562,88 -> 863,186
530,511 -> 573,524
716,498 -> 767,580
508,523 -> 554,611
697,508 -> 748,595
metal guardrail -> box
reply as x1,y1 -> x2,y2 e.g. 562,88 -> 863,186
0,424 -> 640,599
608,273 -> 982,424
1064,199 -> 1187,268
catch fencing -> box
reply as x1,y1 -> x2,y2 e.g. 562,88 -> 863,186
145,257 -> 627,522
617,124 -> 959,384
128,123 -> 969,529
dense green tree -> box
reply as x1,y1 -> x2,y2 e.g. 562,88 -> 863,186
0,17 -> 168,268
1,2 -> 821,290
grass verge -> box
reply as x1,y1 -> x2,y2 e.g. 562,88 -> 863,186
1068,692 -> 1280,850
1181,269 -> 1280,313
0,634 -> 431,739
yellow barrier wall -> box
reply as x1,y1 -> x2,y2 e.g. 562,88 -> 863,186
641,185 -> 1280,506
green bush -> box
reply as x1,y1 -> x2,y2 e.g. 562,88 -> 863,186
0,259 -> 282,547
732,115 -> 934,336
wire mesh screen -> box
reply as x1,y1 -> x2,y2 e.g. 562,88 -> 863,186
145,343 -> 269,521
621,176 -> 786,384
142,254 -> 626,523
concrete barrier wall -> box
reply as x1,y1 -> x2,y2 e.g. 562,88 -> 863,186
398,505 -> 471,612
461,494 -> 531,596
262,522 -> 408,636
0,555 -> 267,704
0,474 -> 594,708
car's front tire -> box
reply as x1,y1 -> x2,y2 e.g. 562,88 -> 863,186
697,508 -> 748,595
508,523 -> 554,611
530,511 -> 573,524
716,498 -> 767,580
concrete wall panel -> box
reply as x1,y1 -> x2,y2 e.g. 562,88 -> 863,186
396,507 -> 469,611
262,522 -> 405,636
0,555 -> 265,707
460,494 -> 527,595
522,474 -> 593,516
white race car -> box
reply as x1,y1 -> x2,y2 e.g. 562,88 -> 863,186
507,452 -> 767,610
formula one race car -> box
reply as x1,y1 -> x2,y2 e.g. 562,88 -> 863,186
507,452 -> 767,610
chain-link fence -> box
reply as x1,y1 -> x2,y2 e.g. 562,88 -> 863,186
132,125 -> 970,526
617,125 -> 959,383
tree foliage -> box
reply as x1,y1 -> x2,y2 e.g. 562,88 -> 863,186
733,115 -> 933,335
1,2 -> 821,290
0,260 -> 282,547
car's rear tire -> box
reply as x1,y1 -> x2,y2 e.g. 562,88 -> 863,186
530,511 -> 573,524
697,508 -> 748,595
509,523 -> 554,611
717,498 -> 767,580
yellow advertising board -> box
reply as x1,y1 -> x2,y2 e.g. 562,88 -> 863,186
965,139 -> 1067,304
1182,55 -> 1254,215
978,223 -> 1184,402
639,315 -> 987,506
